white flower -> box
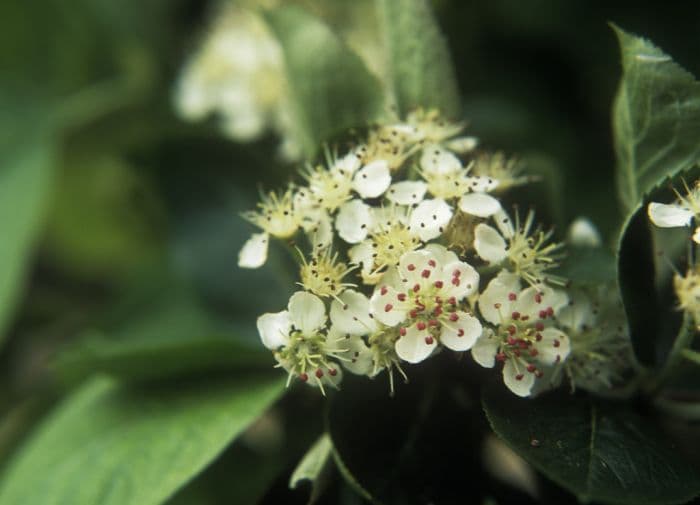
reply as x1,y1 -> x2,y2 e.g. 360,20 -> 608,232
648,180 -> 700,243
352,160 -> 392,199
459,193 -> 502,218
369,245 -> 481,363
474,271 -> 570,397
239,187 -> 301,269
336,199 -> 374,244
473,210 -> 562,286
257,292 -> 344,391
298,248 -> 355,298
557,288 -> 635,393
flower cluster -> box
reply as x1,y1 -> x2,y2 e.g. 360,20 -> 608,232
243,110 -> 617,397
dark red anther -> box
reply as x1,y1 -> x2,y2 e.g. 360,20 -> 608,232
399,327 -> 407,336
553,339 -> 560,348
428,319 -> 439,327
315,369 -> 324,378
409,309 -> 418,318
384,303 -> 393,312
515,373 -> 524,381
397,293 -> 407,302
428,259 -> 437,267
424,336 -> 434,345
407,263 -> 416,271
539,310 -> 547,319
527,364 -> 537,373
534,292 -> 543,303
451,278 -> 460,286
329,368 -> 338,376
495,353 -> 507,362
434,280 -> 444,289
413,283 -> 421,293
529,348 -> 539,357
507,336 -> 517,346
421,269 -> 431,278
449,312 -> 459,322
508,325 -> 517,335
546,306 -> 554,317
535,322 -> 545,331
453,269 -> 462,278
433,306 -> 443,316
417,321 -> 427,331
380,286 -> 388,296
535,333 -> 543,342
511,311 -> 521,320
299,373 -> 309,382
457,329 -> 464,337
508,292 -> 517,301
448,297 -> 457,306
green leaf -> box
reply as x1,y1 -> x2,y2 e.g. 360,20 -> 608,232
265,6 -> 385,158
616,205 -> 662,366
483,387 -> 700,505
376,0 -> 460,116
0,375 -> 284,505
53,284 -> 271,383
612,25 -> 700,212
289,433 -> 333,490
0,130 -> 54,344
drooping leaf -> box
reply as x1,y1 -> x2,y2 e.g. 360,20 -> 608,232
289,433 -> 333,489
612,25 -> 700,212
483,386 -> 700,505
616,205 -> 662,366
0,375 -> 284,505
264,6 -> 385,158
376,0 -> 461,116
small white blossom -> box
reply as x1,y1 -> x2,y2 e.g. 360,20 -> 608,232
336,199 -> 374,244
369,245 -> 481,363
474,271 -> 570,397
257,292 -> 345,391
648,180 -> 700,243
409,198 -> 453,241
567,217 -> 602,247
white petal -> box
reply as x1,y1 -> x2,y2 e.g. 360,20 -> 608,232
309,365 -> 344,390
478,272 -> 521,326
694,226 -> 700,244
339,335 -> 374,375
494,209 -> 515,239
369,286 -> 408,326
348,241 -> 374,273
386,180 -> 428,205
257,311 -> 291,350
445,136 -> 478,154
459,193 -> 502,217
330,290 -> 378,336
535,328 -> 570,365
420,144 -> 461,175
440,312 -> 481,351
398,249 -> 435,285
442,260 -> 480,299
288,292 -> 326,335
648,202 -> 693,228
336,200 -> 372,244
353,160 -> 391,198
395,324 -> 437,363
503,359 -> 535,397
557,290 -> 594,332
514,286 -> 568,321
237,232 -> 269,269
567,217 -> 601,247
423,243 -> 458,265
333,151 -> 362,176
474,224 -> 507,264
409,198 -> 453,241
306,212 -> 332,250
471,329 -> 500,368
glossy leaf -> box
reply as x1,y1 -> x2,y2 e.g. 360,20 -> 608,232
483,387 -> 700,505
265,6 -> 385,158
0,375 -> 284,505
612,25 -> 700,212
376,0 -> 460,116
